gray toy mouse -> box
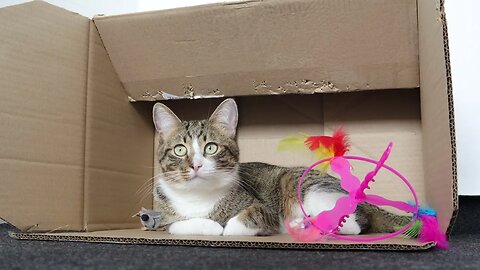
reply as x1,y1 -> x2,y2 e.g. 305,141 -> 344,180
133,208 -> 162,231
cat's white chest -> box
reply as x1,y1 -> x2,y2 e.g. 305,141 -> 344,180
158,181 -> 222,218
170,195 -> 218,218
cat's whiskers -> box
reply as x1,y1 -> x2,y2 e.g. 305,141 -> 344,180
199,167 -> 257,182
135,171 -> 190,200
134,171 -> 181,196
199,168 -> 258,193
137,173 -> 192,202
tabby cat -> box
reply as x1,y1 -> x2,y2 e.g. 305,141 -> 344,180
151,99 -> 408,236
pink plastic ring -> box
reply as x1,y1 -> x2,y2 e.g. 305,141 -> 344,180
296,156 -> 419,242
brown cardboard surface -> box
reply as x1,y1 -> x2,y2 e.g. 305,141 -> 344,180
324,90 -> 425,208
0,1 -> 90,231
94,0 -> 419,101
11,229 -> 434,250
237,95 -> 325,166
418,0 -> 457,233
83,23 -> 154,231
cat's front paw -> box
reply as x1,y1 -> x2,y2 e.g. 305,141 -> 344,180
169,218 -> 224,235
223,216 -> 260,236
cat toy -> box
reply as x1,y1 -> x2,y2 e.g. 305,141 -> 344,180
279,129 -> 448,249
133,208 -> 162,231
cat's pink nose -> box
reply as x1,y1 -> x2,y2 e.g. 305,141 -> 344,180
192,164 -> 203,172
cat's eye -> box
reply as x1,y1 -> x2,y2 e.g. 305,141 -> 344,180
173,145 -> 187,157
204,142 -> 218,155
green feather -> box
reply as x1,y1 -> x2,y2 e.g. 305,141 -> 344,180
398,220 -> 423,239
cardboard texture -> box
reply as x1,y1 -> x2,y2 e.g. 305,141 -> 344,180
93,0 -> 419,101
0,0 -> 457,250
0,1 -> 90,231
83,22 -> 154,231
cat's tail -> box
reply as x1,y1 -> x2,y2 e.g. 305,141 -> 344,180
359,203 -> 411,233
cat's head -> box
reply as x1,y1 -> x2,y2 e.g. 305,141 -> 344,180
153,99 -> 239,191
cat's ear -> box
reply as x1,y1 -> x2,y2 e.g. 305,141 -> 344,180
209,98 -> 238,137
153,103 -> 181,137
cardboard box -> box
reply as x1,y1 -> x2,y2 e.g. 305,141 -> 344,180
0,0 -> 457,250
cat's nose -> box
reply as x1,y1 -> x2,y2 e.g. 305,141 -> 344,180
191,164 -> 203,172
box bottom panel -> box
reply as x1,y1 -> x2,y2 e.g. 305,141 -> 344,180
10,229 -> 435,251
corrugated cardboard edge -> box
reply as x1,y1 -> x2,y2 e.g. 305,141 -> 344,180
8,232 -> 435,251
81,15 -> 91,233
440,0 -> 458,236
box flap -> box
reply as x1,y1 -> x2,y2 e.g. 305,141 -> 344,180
0,1 -> 90,231
418,0 -> 457,234
83,23 -> 154,231
93,0 -> 419,101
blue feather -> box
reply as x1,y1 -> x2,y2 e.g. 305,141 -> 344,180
407,202 -> 437,217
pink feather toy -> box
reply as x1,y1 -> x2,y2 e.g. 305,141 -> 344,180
280,129 -> 448,249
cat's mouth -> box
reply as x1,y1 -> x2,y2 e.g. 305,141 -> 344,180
189,171 -> 206,181
191,176 -> 206,182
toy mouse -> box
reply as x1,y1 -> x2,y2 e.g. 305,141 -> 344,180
133,207 -> 162,231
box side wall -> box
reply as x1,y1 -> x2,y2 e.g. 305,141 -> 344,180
0,2 -> 90,231
418,0 -> 457,233
94,0 -> 419,101
84,23 -> 154,231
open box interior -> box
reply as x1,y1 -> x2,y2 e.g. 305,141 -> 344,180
0,0 -> 457,250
